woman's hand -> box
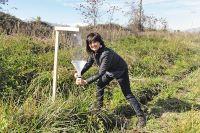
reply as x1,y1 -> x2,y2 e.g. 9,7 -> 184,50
76,78 -> 87,85
74,72 -> 79,79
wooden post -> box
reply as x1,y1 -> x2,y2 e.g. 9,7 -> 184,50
52,26 -> 79,102
52,30 -> 59,102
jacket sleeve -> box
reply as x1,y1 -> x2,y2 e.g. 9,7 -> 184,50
81,55 -> 94,75
86,52 -> 113,84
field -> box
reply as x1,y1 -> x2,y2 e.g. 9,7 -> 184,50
0,32 -> 200,132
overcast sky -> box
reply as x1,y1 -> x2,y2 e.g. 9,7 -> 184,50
1,0 -> 200,30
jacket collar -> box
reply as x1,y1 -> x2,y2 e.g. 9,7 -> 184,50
95,46 -> 105,55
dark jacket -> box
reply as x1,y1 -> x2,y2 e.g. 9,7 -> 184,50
81,47 -> 128,84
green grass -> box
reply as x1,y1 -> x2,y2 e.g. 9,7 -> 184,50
0,32 -> 200,132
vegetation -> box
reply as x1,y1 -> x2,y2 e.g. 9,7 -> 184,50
0,32 -> 200,132
0,12 -> 53,37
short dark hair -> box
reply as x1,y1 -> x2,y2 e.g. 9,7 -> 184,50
86,32 -> 105,54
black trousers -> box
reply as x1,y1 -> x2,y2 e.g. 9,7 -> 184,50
96,69 -> 144,116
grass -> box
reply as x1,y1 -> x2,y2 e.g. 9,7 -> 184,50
0,32 -> 200,132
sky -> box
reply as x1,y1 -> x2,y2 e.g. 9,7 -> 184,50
1,0 -> 200,31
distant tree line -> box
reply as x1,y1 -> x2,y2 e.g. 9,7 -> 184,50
0,12 -> 53,38
76,0 -> 168,32
0,0 -> 168,41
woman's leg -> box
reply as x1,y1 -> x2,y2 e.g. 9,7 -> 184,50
95,74 -> 114,109
117,69 -> 144,117
117,70 -> 146,127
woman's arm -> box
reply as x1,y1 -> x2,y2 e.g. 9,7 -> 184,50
86,52 -> 112,84
81,55 -> 94,75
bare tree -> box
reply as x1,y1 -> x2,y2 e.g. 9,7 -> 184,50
159,17 -> 168,31
143,15 -> 168,31
137,0 -> 144,31
76,0 -> 106,26
1,0 -> 17,12
0,0 -> 8,10
127,0 -> 145,32
143,15 -> 157,30
106,5 -> 121,41
107,5 -> 121,24
0,0 -> 8,5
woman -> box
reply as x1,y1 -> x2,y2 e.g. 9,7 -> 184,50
75,32 -> 146,127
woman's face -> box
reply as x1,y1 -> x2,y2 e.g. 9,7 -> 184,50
89,41 -> 101,52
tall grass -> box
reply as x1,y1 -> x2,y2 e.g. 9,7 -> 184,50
0,32 -> 199,132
